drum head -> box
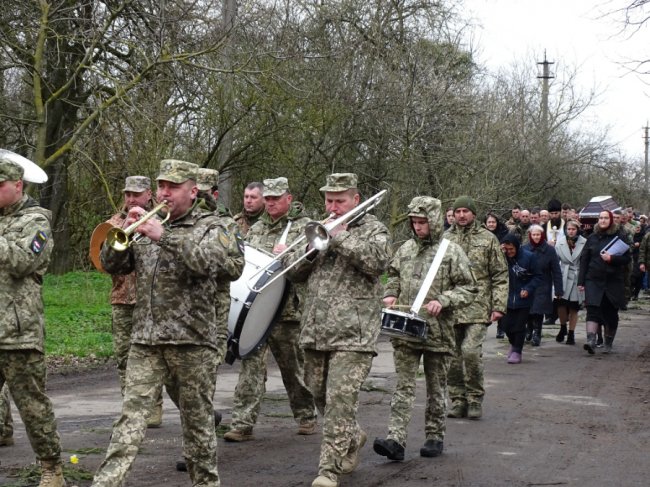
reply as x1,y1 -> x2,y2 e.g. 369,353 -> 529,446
228,247 -> 289,360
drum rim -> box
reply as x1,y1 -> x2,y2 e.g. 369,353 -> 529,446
227,259 -> 289,360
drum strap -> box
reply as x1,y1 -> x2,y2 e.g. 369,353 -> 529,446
279,220 -> 292,245
411,238 -> 450,314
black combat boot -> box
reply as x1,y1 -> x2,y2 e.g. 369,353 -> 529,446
555,324 -> 567,343
565,330 -> 575,345
373,438 -> 405,461
420,439 -> 444,458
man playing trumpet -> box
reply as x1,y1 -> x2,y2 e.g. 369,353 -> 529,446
92,159 -> 242,487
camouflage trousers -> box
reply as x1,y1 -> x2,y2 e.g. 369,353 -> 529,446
304,349 -> 373,481
112,304 -> 163,411
230,321 -> 315,430
91,344 -> 221,487
447,323 -> 487,406
0,382 -> 13,439
387,344 -> 451,446
0,350 -> 62,460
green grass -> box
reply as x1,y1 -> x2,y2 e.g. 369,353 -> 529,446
43,271 -> 114,358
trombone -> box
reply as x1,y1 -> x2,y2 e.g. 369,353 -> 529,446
106,201 -> 170,251
247,189 -> 387,293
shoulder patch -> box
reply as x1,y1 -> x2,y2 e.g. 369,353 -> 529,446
219,229 -> 231,248
31,231 -> 49,254
235,232 -> 245,255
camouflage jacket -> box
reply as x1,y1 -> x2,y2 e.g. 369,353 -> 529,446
444,220 -> 508,324
639,231 -> 650,266
284,213 -> 391,353
0,195 -> 53,352
234,208 -> 263,237
247,203 -> 309,323
384,197 -> 477,354
106,212 -> 136,305
100,201 -> 243,351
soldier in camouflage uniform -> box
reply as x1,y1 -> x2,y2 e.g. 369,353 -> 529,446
175,167 -> 245,472
233,181 -> 265,236
225,177 -> 316,442
105,176 -> 165,427
373,196 -> 477,463
444,196 -> 508,420
92,159 -> 244,487
0,383 -> 13,446
0,156 -> 66,486
283,173 -> 391,487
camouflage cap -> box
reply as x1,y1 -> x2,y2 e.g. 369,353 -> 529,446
0,159 -> 24,183
263,177 -> 289,197
196,168 -> 220,191
122,176 -> 151,193
319,173 -> 358,192
156,159 -> 198,183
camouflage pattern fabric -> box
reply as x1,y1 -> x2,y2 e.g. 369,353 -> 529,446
230,203 -> 315,430
283,206 -> 391,483
122,176 -> 150,193
111,304 -> 135,396
0,194 -> 61,461
0,351 -> 61,460
230,321 -> 316,430
304,349 -> 373,481
446,324 -> 487,406
233,209 -> 262,237
0,195 -> 53,352
387,344 -> 452,445
0,383 -> 12,439
284,213 -> 392,352
382,196 -> 476,446
444,218 -> 508,406
100,201 -> 243,351
91,344 -> 221,487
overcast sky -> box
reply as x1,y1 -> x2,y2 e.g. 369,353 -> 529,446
462,0 -> 650,161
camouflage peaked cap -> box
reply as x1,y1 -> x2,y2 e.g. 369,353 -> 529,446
123,176 -> 151,193
263,177 -> 290,197
319,173 -> 358,192
156,159 -> 198,183
0,159 -> 24,183
196,168 -> 220,191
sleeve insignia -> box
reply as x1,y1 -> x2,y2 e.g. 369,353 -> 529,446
219,230 -> 231,248
31,231 -> 49,254
235,232 -> 245,255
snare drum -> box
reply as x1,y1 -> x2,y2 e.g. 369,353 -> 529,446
380,309 -> 428,343
226,245 -> 288,363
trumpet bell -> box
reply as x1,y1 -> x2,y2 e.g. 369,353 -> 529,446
106,227 -> 130,252
89,222 -> 114,272
305,222 -> 329,251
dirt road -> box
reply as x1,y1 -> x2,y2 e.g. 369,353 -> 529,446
1,302 -> 649,487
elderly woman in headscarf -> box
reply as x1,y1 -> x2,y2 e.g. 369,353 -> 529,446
523,225 -> 563,346
578,210 -> 631,354
554,219 -> 587,345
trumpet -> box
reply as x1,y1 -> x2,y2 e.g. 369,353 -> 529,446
248,189 -> 387,293
106,201 -> 170,251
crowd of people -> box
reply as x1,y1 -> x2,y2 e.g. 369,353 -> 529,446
0,149 -> 638,487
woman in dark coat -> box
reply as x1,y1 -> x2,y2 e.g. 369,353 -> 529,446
500,233 -> 542,364
578,210 -> 631,354
523,225 -> 563,346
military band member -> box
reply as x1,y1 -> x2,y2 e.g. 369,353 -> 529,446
224,177 -> 317,442
444,196 -> 508,419
92,159 -> 243,487
234,181 -> 265,236
283,173 -> 391,487
373,196 -> 476,462
0,156 -> 66,486
105,176 -> 165,427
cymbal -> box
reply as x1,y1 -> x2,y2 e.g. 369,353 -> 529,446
0,149 -> 48,183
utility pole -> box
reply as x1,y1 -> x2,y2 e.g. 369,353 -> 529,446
643,122 -> 650,204
537,51 -> 555,138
